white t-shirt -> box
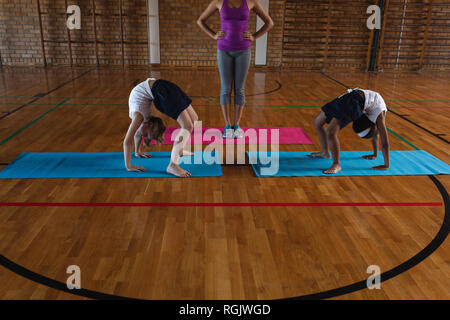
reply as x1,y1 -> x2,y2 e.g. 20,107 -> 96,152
358,89 -> 387,123
128,78 -> 155,121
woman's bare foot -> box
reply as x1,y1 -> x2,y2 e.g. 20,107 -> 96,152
167,163 -> 191,178
323,163 -> 341,174
179,149 -> 194,156
309,151 -> 331,159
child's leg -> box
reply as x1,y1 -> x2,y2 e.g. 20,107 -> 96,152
323,119 -> 341,174
185,105 -> 199,122
309,111 -> 331,158
178,105 -> 198,156
167,109 -> 194,177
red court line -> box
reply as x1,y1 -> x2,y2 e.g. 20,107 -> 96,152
0,202 -> 443,207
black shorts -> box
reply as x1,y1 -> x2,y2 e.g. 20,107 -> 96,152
151,80 -> 192,120
322,90 -> 365,129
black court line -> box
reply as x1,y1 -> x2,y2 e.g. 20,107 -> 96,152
321,72 -> 349,89
0,256 -> 134,300
0,68 -> 94,121
0,175 -> 447,300
0,163 -> 8,166
320,72 -> 449,145
247,80 -> 282,97
189,80 -> 282,98
286,175 -> 449,300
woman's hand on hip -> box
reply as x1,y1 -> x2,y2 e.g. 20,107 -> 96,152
214,30 -> 226,40
242,31 -> 255,41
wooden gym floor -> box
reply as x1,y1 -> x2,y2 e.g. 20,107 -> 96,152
0,67 -> 448,300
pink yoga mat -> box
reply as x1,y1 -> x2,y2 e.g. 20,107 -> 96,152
150,127 -> 313,145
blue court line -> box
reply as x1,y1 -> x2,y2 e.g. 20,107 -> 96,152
0,98 -> 71,147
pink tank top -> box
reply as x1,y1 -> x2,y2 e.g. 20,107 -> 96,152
218,0 -> 251,51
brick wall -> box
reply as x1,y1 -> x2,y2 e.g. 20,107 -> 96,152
158,0 -> 284,68
0,0 -> 43,65
1,0 -> 449,70
0,0 -> 285,68
266,0 -> 284,68
326,0 -> 374,70
0,0 -> 150,66
159,0 -> 248,67
377,0 -> 450,71
379,0 -> 429,70
282,0 -> 374,70
420,1 -> 450,70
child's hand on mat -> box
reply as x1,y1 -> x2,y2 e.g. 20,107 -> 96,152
127,165 -> 146,172
362,154 -> 377,160
214,30 -> 226,40
372,165 -> 389,170
242,31 -> 255,41
136,152 -> 152,159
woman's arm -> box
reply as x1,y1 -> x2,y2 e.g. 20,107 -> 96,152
124,112 -> 146,172
246,0 -> 274,41
197,0 -> 224,40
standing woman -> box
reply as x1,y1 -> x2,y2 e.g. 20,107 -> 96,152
197,0 -> 274,138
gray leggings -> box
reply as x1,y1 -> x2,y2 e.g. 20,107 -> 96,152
217,49 -> 251,106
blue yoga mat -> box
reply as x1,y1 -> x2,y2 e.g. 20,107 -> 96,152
0,152 -> 222,178
248,151 -> 450,177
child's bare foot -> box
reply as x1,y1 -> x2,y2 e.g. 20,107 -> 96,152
179,149 -> 194,156
167,163 -> 191,178
309,151 -> 331,159
323,164 -> 341,174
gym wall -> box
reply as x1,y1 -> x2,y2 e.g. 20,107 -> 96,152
0,0 -> 449,70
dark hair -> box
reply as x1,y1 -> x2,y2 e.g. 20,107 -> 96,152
353,114 -> 374,139
144,116 -> 166,146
